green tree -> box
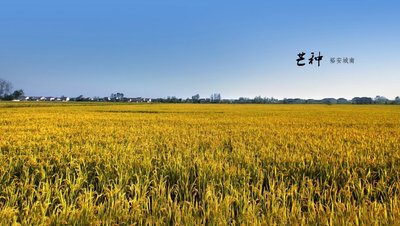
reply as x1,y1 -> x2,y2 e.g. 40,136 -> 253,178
0,78 -> 13,98
12,89 -> 24,99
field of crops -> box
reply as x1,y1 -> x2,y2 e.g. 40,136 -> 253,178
1,102 -> 400,225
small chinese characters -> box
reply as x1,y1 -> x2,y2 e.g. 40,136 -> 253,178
330,57 -> 355,64
296,51 -> 323,67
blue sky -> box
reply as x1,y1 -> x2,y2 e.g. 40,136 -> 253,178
0,0 -> 399,99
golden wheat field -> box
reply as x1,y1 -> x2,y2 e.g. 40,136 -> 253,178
1,102 -> 400,225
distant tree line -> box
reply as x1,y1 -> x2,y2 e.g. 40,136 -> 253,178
71,95 -> 400,104
1,78 -> 400,104
0,79 -> 24,100
281,96 -> 400,105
